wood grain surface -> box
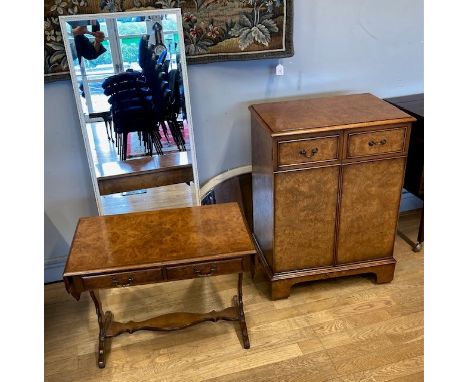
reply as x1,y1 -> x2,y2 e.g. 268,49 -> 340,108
337,158 -> 406,264
95,152 -> 193,196
45,212 -> 424,382
94,152 -> 192,180
251,93 -> 414,299
274,166 -> 340,272
278,135 -> 340,167
100,183 -> 195,215
251,115 -> 275,269
346,126 -> 407,159
249,93 -> 415,136
64,203 -> 255,275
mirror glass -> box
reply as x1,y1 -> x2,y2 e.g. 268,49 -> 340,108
59,10 -> 199,215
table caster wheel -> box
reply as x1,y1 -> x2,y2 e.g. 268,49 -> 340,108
413,242 -> 422,252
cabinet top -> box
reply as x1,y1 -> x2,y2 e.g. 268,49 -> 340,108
249,93 -> 416,136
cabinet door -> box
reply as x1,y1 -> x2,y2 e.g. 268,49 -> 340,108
337,158 -> 405,264
274,166 -> 339,272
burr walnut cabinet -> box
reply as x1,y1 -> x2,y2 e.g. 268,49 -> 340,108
250,93 -> 416,300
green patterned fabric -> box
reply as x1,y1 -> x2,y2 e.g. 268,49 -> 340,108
44,0 -> 293,82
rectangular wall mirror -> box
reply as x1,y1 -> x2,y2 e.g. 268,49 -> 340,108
59,9 -> 200,215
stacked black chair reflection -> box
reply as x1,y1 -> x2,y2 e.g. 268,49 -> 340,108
139,36 -> 186,151
102,71 -> 163,160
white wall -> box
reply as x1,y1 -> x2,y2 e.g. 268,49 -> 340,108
191,0 -> 424,184
44,81 -> 98,282
44,0 -> 423,282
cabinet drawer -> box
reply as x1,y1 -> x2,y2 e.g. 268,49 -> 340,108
278,135 -> 339,167
346,127 -> 407,159
166,259 -> 243,281
81,268 -> 164,290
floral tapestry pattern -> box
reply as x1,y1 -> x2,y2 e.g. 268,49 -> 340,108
44,0 -> 293,82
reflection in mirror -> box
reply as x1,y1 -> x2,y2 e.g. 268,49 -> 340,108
59,10 -> 199,216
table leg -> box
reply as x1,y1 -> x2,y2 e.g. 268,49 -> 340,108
250,254 -> 256,280
235,273 -> 250,349
397,208 -> 424,253
88,273 -> 250,368
104,120 -> 111,141
90,291 -> 113,369
413,208 -> 424,252
109,119 -> 115,143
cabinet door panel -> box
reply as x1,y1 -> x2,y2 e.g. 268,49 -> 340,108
337,158 -> 405,264
274,166 -> 339,272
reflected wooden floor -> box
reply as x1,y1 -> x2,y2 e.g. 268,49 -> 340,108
45,212 -> 423,381
100,183 -> 195,215
86,122 -> 190,165
86,115 -> 195,215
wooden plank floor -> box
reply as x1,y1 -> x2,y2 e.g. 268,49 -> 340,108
100,183 -> 195,215
87,121 -> 195,216
44,211 -> 423,382
86,122 -> 190,165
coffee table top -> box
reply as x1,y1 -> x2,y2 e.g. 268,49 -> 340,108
64,203 -> 256,276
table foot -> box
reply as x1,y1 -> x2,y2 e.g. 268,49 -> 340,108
413,242 -> 423,252
90,291 -> 113,368
397,229 -> 424,253
97,327 -> 107,369
233,295 -> 250,349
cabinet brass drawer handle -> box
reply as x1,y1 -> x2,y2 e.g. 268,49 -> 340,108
299,147 -> 319,158
193,265 -> 217,277
368,139 -> 387,147
111,276 -> 134,288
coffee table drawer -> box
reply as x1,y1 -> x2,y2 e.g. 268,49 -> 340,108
82,268 -> 164,290
278,135 -> 340,167
166,259 -> 243,281
346,126 -> 408,159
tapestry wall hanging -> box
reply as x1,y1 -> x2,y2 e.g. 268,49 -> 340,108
44,0 -> 294,82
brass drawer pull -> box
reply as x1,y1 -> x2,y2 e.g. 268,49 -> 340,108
299,147 -> 319,158
368,139 -> 387,147
111,276 -> 134,288
193,265 -> 217,277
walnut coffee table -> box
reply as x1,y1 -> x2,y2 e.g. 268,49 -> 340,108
63,203 -> 256,368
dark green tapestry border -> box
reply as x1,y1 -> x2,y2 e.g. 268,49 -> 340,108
44,0 -> 294,83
